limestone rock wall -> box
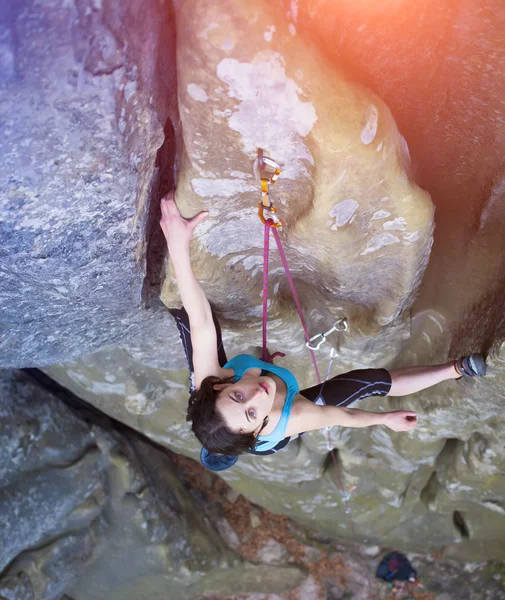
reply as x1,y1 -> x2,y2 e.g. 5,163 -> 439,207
3,372 -> 505,599
44,332 -> 505,562
291,0 -> 505,363
166,0 -> 434,355
3,0 -> 505,569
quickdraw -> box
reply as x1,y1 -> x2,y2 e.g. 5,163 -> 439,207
254,148 -> 283,227
255,148 -> 348,363
306,318 -> 349,351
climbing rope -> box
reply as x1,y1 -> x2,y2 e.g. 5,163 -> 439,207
255,153 -> 356,516
255,149 -> 390,599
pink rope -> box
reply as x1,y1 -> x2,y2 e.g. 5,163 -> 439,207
261,221 -> 272,362
271,227 -> 322,383
262,221 -> 370,592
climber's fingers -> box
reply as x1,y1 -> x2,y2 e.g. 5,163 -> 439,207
160,192 -> 178,219
160,194 -> 207,232
187,210 -> 209,232
159,190 -> 208,248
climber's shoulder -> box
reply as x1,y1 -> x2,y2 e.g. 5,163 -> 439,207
194,366 -> 234,390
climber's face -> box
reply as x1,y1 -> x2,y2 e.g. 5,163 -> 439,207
213,374 -> 276,435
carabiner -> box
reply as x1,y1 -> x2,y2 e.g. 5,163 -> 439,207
306,332 -> 328,351
261,177 -> 272,209
254,149 -> 281,189
306,318 -> 348,351
255,149 -> 283,226
334,318 -> 349,332
258,202 -> 283,227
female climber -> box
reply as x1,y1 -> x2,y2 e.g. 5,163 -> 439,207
160,191 -> 487,461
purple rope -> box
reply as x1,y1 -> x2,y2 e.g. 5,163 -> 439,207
263,223 -> 367,591
261,220 -> 272,362
271,226 -> 322,383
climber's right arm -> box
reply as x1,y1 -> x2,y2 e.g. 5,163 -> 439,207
160,192 -> 211,325
169,250 -> 213,328
160,193 -> 229,387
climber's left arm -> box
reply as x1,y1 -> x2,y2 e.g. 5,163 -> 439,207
285,396 -> 417,436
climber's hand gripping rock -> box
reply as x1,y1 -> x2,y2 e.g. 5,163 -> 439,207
160,191 -> 208,253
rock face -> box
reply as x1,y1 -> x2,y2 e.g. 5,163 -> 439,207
0,0 -> 434,369
44,336 -> 505,563
0,0 -> 176,367
292,0 -> 505,359
0,371 -> 100,597
0,370 -> 306,599
3,0 -> 505,572
167,0 -> 433,351
2,373 -> 505,600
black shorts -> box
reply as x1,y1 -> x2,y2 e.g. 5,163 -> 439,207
170,307 -> 391,455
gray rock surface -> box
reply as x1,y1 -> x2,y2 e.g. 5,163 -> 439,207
0,371 -> 103,577
44,344 -> 505,562
0,0 -> 174,367
0,370 -> 307,599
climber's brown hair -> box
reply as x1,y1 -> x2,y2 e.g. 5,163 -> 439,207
186,374 -> 260,455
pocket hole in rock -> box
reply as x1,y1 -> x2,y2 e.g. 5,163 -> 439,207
453,510 -> 470,539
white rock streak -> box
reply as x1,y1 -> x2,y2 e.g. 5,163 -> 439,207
329,199 -> 359,228
361,104 -> 379,145
372,210 -> 391,220
402,231 -> 419,242
383,217 -> 407,231
290,0 -> 299,21
197,208 -> 264,258
361,233 -> 400,254
216,52 -> 317,179
264,25 -> 276,42
187,83 -> 209,102
191,178 -> 256,197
